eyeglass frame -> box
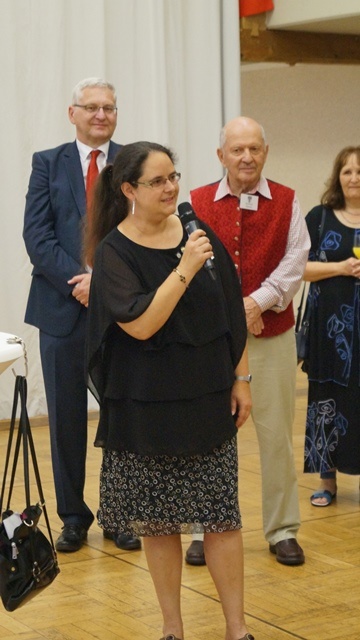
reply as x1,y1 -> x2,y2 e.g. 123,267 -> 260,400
73,104 -> 118,115
132,172 -> 181,189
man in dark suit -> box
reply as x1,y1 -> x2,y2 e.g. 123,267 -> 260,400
23,77 -> 140,553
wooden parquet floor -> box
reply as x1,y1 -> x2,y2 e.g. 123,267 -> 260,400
1,368 -> 359,639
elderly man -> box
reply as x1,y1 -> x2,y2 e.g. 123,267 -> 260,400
23,77 -> 140,553
186,116 -> 310,566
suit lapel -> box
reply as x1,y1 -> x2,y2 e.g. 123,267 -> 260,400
63,142 -> 86,217
108,140 -> 121,163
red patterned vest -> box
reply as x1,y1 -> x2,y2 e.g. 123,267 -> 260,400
191,180 -> 295,338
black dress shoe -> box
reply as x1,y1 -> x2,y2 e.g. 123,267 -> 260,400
103,530 -> 141,550
269,538 -> 305,566
55,524 -> 88,552
185,540 -> 206,566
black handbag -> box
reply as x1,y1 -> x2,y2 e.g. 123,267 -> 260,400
295,207 -> 326,365
0,375 -> 60,612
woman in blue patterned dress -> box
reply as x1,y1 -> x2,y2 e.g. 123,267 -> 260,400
303,146 -> 360,506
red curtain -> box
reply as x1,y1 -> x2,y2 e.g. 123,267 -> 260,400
239,0 -> 274,17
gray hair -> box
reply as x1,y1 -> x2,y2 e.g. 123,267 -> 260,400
219,120 -> 266,148
72,77 -> 117,104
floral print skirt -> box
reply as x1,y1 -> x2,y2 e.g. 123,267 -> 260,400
97,436 -> 241,536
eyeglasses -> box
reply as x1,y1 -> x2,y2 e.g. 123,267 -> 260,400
133,172 -> 181,189
73,104 -> 118,115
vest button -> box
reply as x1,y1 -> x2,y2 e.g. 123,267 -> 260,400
234,236 -> 239,241
235,263 -> 239,269
234,250 -> 240,256
236,221 -> 240,226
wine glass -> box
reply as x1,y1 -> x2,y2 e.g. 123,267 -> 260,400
353,233 -> 360,259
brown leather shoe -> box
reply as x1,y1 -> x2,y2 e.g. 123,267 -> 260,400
269,538 -> 305,566
185,540 -> 206,566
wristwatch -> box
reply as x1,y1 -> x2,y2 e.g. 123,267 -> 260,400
235,374 -> 252,383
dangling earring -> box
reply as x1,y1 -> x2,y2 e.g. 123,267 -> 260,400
131,199 -> 135,215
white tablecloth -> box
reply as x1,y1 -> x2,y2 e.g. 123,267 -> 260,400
0,332 -> 24,375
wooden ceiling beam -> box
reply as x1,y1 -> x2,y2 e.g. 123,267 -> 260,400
240,15 -> 360,65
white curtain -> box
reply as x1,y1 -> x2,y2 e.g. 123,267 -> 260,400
0,0 -> 240,418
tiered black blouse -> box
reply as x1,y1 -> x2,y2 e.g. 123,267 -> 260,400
86,221 -> 246,456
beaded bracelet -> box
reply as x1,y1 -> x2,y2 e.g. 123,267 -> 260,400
172,267 -> 189,288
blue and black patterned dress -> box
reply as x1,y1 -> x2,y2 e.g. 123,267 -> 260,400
304,205 -> 360,475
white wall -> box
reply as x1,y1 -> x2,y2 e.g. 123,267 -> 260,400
241,62 -> 360,309
241,63 -> 360,216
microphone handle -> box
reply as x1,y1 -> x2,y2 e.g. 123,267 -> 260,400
184,222 -> 215,275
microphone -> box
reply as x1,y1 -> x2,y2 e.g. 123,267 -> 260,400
177,202 -> 216,280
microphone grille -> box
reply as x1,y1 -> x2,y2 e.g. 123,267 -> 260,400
178,202 -> 196,222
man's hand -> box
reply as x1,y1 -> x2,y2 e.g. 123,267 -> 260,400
244,296 -> 264,335
68,273 -> 91,307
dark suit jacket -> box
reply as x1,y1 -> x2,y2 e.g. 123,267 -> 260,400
23,140 -> 121,337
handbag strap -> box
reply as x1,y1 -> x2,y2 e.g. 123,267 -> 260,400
0,375 -> 22,513
21,379 -> 57,550
0,376 -> 32,514
0,375 -> 57,553
296,206 -> 327,328
295,284 -> 307,332
317,206 -> 327,259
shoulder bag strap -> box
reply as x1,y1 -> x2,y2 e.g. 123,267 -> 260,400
0,375 -> 56,554
0,376 -> 23,514
317,207 -> 327,257
19,377 -> 57,550
295,284 -> 306,332
296,206 -> 328,327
